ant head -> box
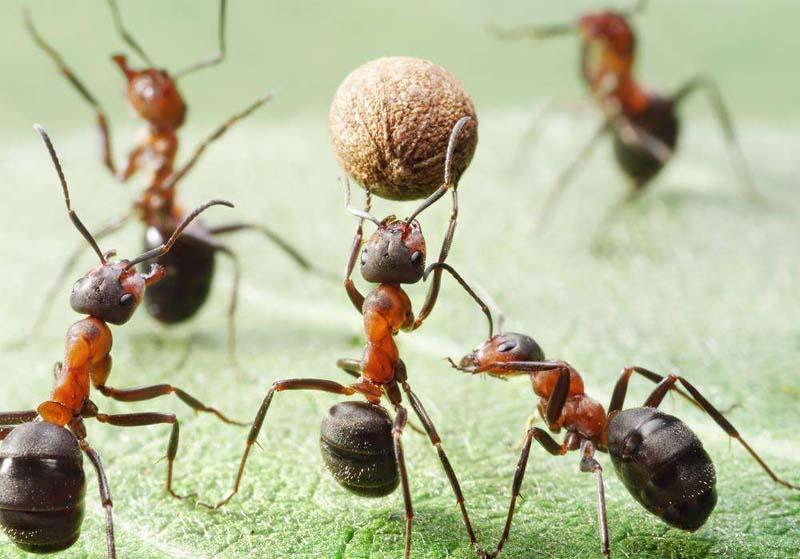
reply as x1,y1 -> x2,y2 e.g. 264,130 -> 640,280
578,12 -> 636,57
455,333 -> 545,375
70,258 -> 164,325
35,125 -> 232,325
113,55 -> 187,131
360,217 -> 426,284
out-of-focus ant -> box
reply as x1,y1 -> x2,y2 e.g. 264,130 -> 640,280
0,126 -> 241,558
196,118 -> 494,559
489,0 -> 762,221
24,1 -> 325,362
450,310 -> 799,558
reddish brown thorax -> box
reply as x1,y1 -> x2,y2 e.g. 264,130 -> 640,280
578,11 -> 649,116
361,284 -> 414,388
113,54 -> 186,131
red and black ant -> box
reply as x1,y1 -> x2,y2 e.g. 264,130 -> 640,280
490,0 -> 762,221
195,117 -> 493,559
450,312 -> 799,558
24,0 -> 325,362
0,126 -> 241,557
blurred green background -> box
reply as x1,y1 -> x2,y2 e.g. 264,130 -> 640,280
0,1 -> 798,558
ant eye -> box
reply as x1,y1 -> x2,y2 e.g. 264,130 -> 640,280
410,251 -> 422,265
360,249 -> 368,265
119,293 -> 135,308
498,342 -> 516,353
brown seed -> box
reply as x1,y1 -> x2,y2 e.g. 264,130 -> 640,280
329,57 -> 478,201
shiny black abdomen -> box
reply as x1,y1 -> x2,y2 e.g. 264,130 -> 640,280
320,401 -> 399,498
608,407 -> 717,531
0,423 -> 86,553
613,96 -> 680,189
142,225 -> 216,323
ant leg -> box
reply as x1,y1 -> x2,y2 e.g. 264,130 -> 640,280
412,187 -> 458,330
164,94 -> 273,190
79,440 -> 117,559
174,0 -> 227,78
644,373 -> 799,490
0,411 -> 37,441
343,186 -> 372,313
22,212 -> 130,342
672,75 -> 762,202
95,382 -> 247,426
607,366 -> 703,415
392,405 -> 414,559
200,379 -> 357,509
208,243 -> 240,367
208,222 -> 332,278
92,411 -> 193,500
24,10 -> 116,176
400,382 -> 480,552
490,427 -> 569,558
579,441 -> 611,558
538,119 -> 612,226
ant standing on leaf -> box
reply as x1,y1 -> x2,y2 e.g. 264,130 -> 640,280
0,126 -> 242,558
24,0 -> 327,363
196,57 -> 492,559
449,306 -> 799,558
489,0 -> 762,223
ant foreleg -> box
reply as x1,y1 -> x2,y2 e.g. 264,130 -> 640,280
342,183 -> 372,312
645,373 -> 799,490
672,74 -> 762,202
92,411 -> 193,500
79,440 -> 117,559
400,381 -> 481,552
199,378 -> 357,509
94,383 -> 246,426
490,427 -> 568,558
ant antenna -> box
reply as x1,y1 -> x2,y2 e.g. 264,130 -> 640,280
342,176 -> 381,226
486,21 -> 577,41
174,0 -> 227,78
623,0 -> 650,17
406,116 -> 472,223
34,124 -> 107,264
124,199 -> 233,268
423,262 -> 493,338
107,0 -> 155,67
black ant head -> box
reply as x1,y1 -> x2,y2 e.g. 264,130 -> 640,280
360,217 -> 426,284
70,258 -> 165,325
35,125 -> 232,325
454,332 -> 545,375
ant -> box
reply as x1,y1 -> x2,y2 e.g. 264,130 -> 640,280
489,0 -> 762,222
449,309 -> 799,558
196,117 -> 492,559
0,126 -> 241,558
24,0 -> 325,362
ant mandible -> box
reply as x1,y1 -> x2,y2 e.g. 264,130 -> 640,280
489,0 -> 762,221
25,0 -> 325,362
450,309 -> 799,558
0,126 -> 240,558
197,117 -> 491,559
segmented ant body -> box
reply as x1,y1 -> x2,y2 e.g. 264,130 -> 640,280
197,118 -> 491,559
452,323 -> 799,558
0,127 -> 240,557
490,0 -> 761,220
25,1 -> 322,360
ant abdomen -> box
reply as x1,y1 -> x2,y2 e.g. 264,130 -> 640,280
607,407 -> 717,531
320,402 -> 399,498
612,96 -> 680,188
141,226 -> 216,323
0,423 -> 86,553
